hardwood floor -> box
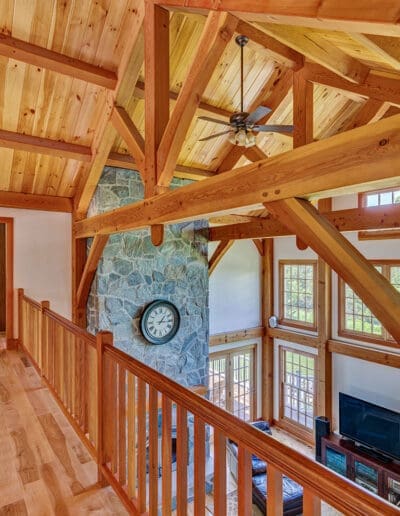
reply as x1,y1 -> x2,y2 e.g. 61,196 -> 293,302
0,347 -> 128,515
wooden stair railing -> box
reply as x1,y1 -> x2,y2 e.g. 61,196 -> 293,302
17,289 -> 399,515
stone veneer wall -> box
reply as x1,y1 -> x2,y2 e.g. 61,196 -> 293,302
87,167 -> 209,388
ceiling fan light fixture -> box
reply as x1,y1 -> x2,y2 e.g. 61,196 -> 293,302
229,128 -> 256,147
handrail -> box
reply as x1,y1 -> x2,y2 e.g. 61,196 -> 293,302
43,307 -> 96,346
104,344 -> 397,516
17,290 -> 399,516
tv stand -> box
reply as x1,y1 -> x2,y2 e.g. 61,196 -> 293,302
322,434 -> 400,507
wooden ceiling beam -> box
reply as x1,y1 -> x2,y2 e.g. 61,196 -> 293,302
0,33 -> 117,89
253,24 -> 370,84
74,114 -> 400,239
0,191 -> 72,212
209,205 -> 400,241
157,12 -> 238,188
209,240 -> 234,275
303,63 -> 400,106
110,106 -> 145,175
74,1 -> 144,217
344,99 -> 391,131
349,34 -> 400,72
76,234 -> 109,309
154,0 -> 400,36
0,128 -> 91,161
266,198 -> 400,344
134,80 -> 233,120
106,152 -> 215,181
235,20 -> 303,70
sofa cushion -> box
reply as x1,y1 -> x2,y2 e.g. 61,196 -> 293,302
252,472 -> 303,515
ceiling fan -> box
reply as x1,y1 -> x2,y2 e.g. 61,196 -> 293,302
198,35 -> 294,147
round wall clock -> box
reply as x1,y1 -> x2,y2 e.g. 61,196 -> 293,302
140,300 -> 180,344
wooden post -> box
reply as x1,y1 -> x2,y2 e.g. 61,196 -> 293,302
17,288 -> 24,350
262,239 -> 274,422
96,330 -> 113,485
40,300 -> 50,375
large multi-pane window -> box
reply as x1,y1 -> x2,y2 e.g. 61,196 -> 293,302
280,347 -> 315,432
339,262 -> 400,343
361,188 -> 400,208
208,346 -> 256,421
279,260 -> 317,330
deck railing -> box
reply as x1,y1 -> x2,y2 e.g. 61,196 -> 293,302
18,289 -> 399,515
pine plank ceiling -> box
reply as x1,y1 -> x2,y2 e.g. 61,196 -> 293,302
0,1 -> 399,199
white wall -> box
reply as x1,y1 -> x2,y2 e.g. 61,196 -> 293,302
332,354 -> 400,431
209,240 -> 261,334
0,208 -> 72,336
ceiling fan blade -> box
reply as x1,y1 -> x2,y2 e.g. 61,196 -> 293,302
253,124 -> 294,133
245,105 -> 272,125
198,130 -> 232,142
198,116 -> 231,127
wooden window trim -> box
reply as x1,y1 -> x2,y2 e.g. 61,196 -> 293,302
209,344 -> 257,421
279,260 -> 317,332
338,260 -> 400,346
358,188 -> 400,240
279,346 -> 316,442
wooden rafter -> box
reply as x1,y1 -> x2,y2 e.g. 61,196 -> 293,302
106,152 -> 215,181
76,235 -> 109,309
266,198 -> 400,344
303,63 -> 400,105
74,114 -> 400,239
209,205 -> 400,241
0,191 -> 72,212
209,240 -> 234,275
110,106 -> 145,175
74,1 -> 145,216
0,129 -> 91,161
152,0 -> 400,36
134,80 -> 233,120
157,12 -> 238,187
252,239 -> 264,256
236,20 -> 303,70
349,34 -> 400,72
254,24 -> 369,84
0,33 -> 117,89
344,99 -> 390,131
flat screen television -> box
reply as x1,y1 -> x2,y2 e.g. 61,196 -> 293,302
339,392 -> 400,461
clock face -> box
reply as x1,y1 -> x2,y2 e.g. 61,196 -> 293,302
140,300 -> 180,344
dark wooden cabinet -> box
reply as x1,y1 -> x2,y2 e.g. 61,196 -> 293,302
322,435 -> 400,508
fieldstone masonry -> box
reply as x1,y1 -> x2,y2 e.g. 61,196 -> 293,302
87,167 -> 209,388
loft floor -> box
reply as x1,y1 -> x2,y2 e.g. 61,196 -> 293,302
0,345 -> 127,515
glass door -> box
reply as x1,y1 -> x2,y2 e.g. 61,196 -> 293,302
386,475 -> 400,507
353,459 -> 379,494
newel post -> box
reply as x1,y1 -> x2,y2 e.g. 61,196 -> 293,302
97,330 -> 113,485
17,288 -> 24,350
40,300 -> 50,375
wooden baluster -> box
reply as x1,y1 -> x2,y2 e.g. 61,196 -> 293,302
303,489 -> 321,515
238,446 -> 252,516
17,288 -> 24,350
162,395 -> 172,515
96,330 -> 113,485
127,373 -> 137,499
148,386 -> 159,516
213,429 -> 227,516
267,464 -> 283,516
176,406 -> 188,516
81,338 -> 88,433
194,416 -> 206,516
137,378 -> 147,514
118,365 -> 127,486
111,356 -> 118,474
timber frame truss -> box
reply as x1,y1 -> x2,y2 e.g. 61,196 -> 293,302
69,0 -> 400,357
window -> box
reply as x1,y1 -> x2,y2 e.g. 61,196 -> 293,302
339,262 -> 400,343
279,260 -> 317,330
360,188 -> 400,208
209,346 -> 256,421
280,347 -> 315,432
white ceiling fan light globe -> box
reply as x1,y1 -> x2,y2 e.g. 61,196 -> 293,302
245,131 -> 256,147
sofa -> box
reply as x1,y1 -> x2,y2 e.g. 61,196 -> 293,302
226,421 -> 303,515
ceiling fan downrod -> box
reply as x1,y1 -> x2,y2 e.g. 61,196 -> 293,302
235,35 -> 249,114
